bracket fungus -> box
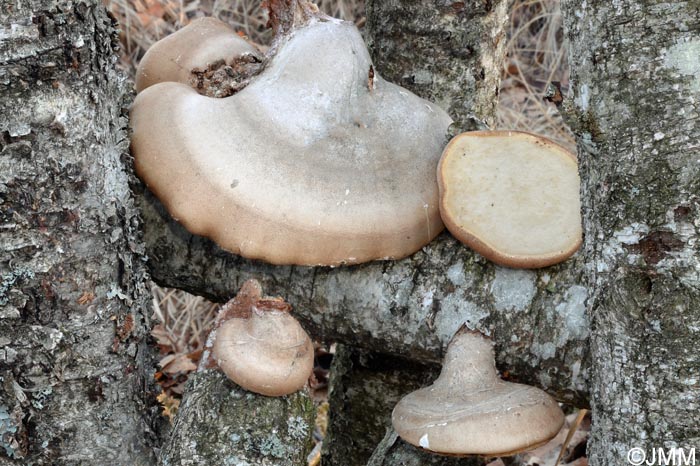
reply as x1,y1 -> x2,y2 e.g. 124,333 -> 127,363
392,329 -> 564,456
134,17 -> 262,93
438,131 -> 582,268
211,279 -> 314,397
130,1 -> 452,266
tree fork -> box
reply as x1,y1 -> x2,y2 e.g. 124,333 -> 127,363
138,0 -> 591,408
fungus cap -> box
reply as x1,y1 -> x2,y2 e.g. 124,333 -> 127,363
134,17 -> 260,92
212,296 -> 313,397
438,131 -> 582,268
130,8 -> 451,266
392,329 -> 564,456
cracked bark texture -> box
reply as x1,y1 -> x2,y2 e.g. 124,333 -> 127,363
366,0 -> 511,130
0,1 -> 157,464
138,0 -> 591,409
561,0 -> 700,464
158,370 -> 315,466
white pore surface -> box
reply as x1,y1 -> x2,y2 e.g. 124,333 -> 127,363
441,132 -> 581,260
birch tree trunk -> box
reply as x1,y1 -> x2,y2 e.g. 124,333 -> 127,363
5,0 -> 693,464
0,1 -> 157,464
561,1 -> 700,463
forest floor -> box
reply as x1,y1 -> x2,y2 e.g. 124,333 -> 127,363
106,0 -> 587,464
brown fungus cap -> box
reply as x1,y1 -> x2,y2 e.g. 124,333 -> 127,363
392,329 -> 564,456
212,280 -> 313,397
130,2 -> 451,266
134,17 -> 261,93
438,131 -> 582,268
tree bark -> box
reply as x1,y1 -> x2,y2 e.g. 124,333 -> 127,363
137,0 -> 591,407
320,345 -> 442,466
158,370 -> 315,466
366,0 -> 511,130
0,1 -> 157,464
561,0 -> 700,464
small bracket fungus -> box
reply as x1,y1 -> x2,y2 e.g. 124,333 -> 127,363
392,328 -> 564,456
211,279 -> 314,397
438,131 -> 582,268
134,17 -> 262,93
130,0 -> 452,266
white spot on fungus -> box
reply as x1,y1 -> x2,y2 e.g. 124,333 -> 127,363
419,433 -> 430,449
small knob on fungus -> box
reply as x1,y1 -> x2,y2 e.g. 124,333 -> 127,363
211,280 -> 314,397
392,328 -> 565,456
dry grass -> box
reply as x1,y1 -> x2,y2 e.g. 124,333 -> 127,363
150,284 -> 218,357
150,284 -> 218,419
105,0 -> 364,75
496,0 -> 574,150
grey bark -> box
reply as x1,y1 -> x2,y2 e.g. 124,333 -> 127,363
560,1 -> 700,463
158,370 -> 315,466
0,1 -> 157,464
138,0 -> 591,408
366,0 -> 510,130
320,345 -> 442,466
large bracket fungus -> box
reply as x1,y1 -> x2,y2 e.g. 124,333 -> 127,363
131,1 -> 452,266
392,328 -> 564,457
438,131 -> 582,268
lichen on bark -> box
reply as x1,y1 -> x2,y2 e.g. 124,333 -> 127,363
158,370 -> 315,466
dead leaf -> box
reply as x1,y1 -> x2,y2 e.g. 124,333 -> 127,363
160,353 -> 197,374
77,291 -> 95,305
157,392 -> 180,422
